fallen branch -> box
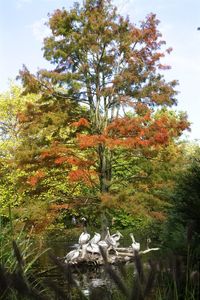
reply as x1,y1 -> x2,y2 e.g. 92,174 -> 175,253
139,248 -> 160,255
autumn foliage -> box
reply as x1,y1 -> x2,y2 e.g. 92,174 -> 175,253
18,0 -> 189,193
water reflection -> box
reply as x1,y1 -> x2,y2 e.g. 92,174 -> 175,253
74,268 -> 114,298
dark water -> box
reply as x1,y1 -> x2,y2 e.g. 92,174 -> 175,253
37,239 -> 137,299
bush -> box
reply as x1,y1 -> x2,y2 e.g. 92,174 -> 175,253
161,149 -> 200,255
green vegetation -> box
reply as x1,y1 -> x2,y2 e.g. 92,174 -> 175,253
0,220 -> 50,299
161,147 -> 200,256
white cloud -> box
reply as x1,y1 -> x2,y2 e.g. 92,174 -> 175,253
30,18 -> 51,42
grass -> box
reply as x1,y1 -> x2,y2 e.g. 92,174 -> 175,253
0,223 -> 50,299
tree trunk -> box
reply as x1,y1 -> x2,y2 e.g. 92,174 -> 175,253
98,145 -> 112,192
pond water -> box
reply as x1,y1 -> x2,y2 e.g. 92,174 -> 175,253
37,239 -> 139,299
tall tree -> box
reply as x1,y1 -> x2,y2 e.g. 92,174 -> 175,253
19,0 -> 189,192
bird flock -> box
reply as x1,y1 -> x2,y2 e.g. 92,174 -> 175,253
64,218 -> 141,264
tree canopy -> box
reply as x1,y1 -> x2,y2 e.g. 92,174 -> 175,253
18,0 -> 189,193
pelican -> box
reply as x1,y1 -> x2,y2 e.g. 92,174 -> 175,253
98,240 -> 109,249
111,231 -> 123,241
105,227 -> 118,255
111,231 -> 123,247
78,217 -> 90,246
78,229 -> 90,246
89,232 -> 101,245
130,233 -> 140,252
86,232 -> 101,255
64,248 -> 80,263
87,243 -> 100,254
105,227 -> 117,247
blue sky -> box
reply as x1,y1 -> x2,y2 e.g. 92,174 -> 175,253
1,0 -> 200,141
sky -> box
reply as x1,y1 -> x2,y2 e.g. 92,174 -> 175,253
0,0 -> 200,141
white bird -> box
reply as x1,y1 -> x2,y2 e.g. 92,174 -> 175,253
111,231 -> 123,247
78,217 -> 90,246
104,227 -> 119,255
130,233 -> 140,252
89,232 -> 101,245
87,243 -> 100,254
105,227 -> 117,247
98,240 -> 108,247
78,229 -> 90,246
111,231 -> 123,241
64,249 -> 80,263
86,232 -> 106,255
